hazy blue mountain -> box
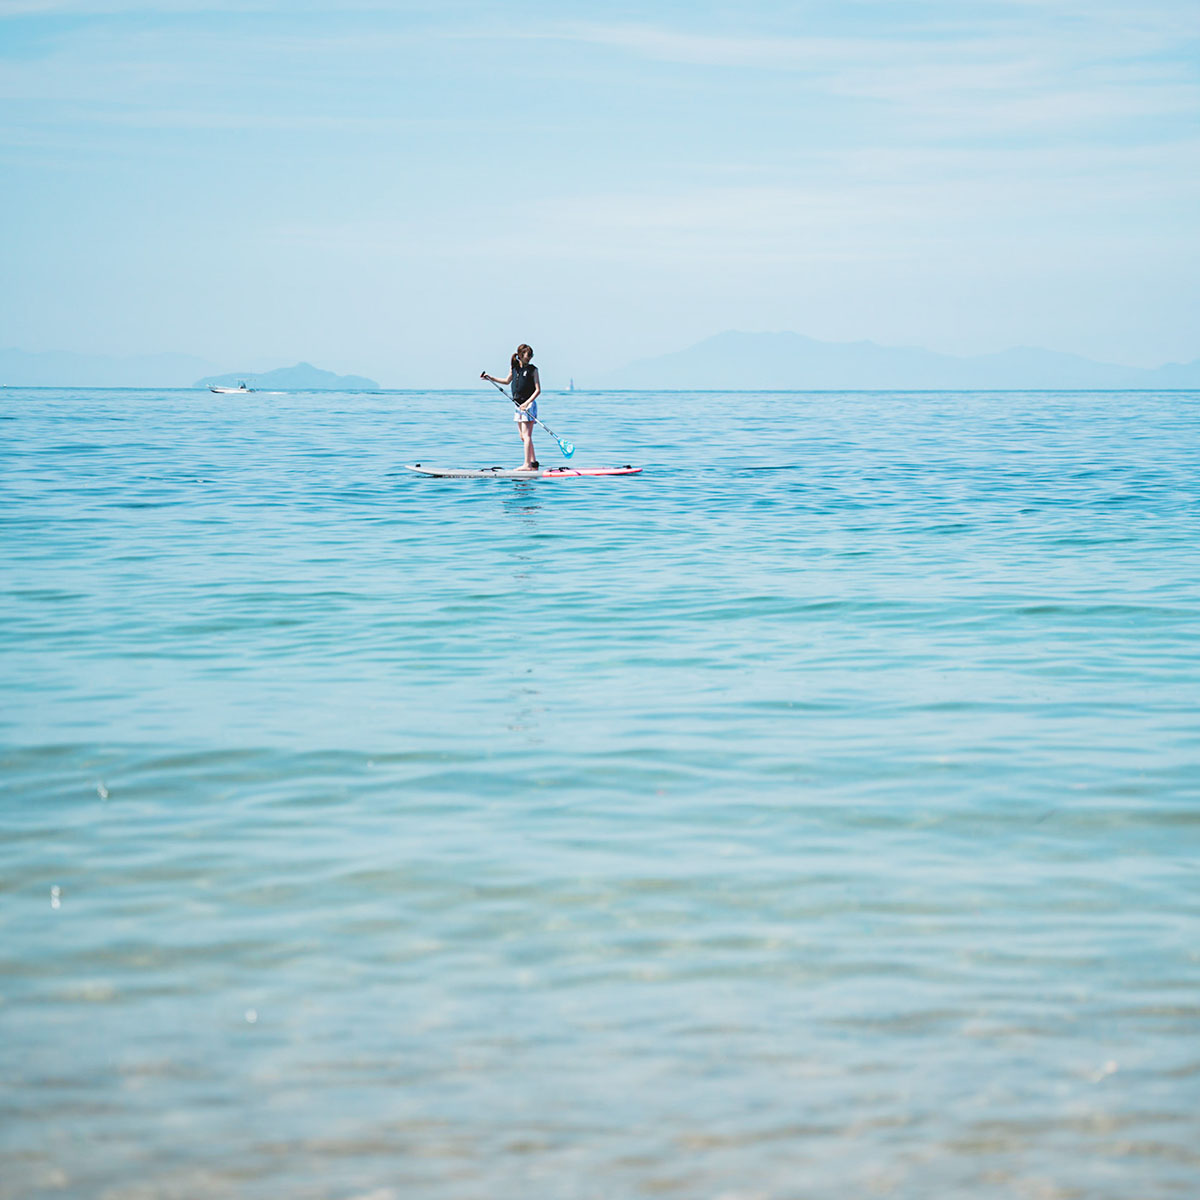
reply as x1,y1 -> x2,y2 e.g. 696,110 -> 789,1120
598,332 -> 1200,390
1,348 -> 219,387
196,362 -> 380,390
1142,357 -> 1200,388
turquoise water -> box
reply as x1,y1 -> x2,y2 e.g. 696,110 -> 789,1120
2,387 -> 1199,1199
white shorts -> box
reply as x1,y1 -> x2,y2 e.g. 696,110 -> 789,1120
514,399 -> 537,423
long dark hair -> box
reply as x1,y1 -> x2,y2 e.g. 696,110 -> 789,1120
510,344 -> 534,371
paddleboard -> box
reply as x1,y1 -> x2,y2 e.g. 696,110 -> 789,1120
405,464 -> 642,480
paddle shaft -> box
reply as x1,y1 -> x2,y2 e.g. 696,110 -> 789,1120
482,377 -> 574,455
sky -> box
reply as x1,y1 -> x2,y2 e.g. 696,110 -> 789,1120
1,0 -> 1198,387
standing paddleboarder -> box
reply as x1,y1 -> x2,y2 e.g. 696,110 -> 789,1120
481,344 -> 541,471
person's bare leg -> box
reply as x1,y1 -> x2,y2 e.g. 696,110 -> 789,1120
516,421 -> 536,470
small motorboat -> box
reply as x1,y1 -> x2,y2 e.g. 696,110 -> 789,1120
209,381 -> 256,394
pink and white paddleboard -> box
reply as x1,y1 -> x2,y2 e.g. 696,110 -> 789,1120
405,464 -> 642,479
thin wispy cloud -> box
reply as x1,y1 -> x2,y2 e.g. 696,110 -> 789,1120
3,7 -> 1196,146
544,18 -> 1200,142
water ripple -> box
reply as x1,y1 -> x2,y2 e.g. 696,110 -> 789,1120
1,388 -> 1199,1198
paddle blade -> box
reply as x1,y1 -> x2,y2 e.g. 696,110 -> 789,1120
559,439 -> 575,458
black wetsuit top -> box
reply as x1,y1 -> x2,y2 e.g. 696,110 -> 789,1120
511,363 -> 537,405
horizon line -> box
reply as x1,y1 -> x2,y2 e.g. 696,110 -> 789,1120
5,385 -> 1200,395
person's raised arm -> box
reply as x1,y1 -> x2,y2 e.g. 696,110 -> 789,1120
481,368 -> 514,385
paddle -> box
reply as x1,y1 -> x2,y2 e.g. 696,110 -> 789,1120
481,375 -> 575,458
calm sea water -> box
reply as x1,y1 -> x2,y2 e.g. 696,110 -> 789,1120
2,386 -> 1199,1199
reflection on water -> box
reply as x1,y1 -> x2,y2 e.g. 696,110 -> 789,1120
501,483 -> 544,525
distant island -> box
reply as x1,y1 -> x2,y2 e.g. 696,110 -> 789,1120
599,331 -> 1200,391
0,349 -> 382,389
196,362 -> 380,390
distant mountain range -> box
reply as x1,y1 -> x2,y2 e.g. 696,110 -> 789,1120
6,336 -> 1199,391
196,362 -> 379,390
599,332 -> 1200,390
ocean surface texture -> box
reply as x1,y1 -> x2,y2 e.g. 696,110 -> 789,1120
2,387 -> 1198,1200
